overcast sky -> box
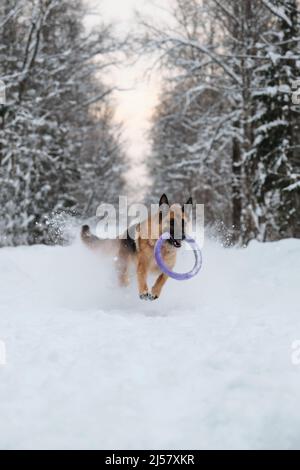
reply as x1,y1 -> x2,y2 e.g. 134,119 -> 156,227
84,0 -> 171,191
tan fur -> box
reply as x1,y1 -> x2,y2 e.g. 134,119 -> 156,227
134,210 -> 175,298
81,199 -> 190,300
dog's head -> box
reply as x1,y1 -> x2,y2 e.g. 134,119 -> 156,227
159,194 -> 193,248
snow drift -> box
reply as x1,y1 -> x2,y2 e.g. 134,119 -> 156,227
0,237 -> 299,449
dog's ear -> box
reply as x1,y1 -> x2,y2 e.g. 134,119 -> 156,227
182,197 -> 193,216
159,194 -> 169,207
159,194 -> 169,222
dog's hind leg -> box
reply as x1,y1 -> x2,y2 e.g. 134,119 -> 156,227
118,263 -> 130,288
117,247 -> 131,288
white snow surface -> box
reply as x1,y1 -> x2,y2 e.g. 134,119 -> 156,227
0,238 -> 299,450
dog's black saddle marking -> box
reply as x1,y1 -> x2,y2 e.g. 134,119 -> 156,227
121,230 -> 137,253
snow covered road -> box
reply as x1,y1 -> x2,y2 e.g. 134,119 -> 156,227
0,238 -> 299,449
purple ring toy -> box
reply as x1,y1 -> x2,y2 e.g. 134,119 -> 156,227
154,232 -> 202,281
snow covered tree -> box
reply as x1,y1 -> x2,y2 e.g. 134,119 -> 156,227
149,79 -> 232,226
251,0 -> 300,239
140,0 -> 265,241
140,0 -> 300,243
141,0 -> 234,227
79,104 -> 126,215
0,0 -> 126,246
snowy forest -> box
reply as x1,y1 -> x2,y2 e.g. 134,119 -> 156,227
143,0 -> 300,244
0,0 -> 300,247
1,0 -> 300,451
0,0 -> 126,246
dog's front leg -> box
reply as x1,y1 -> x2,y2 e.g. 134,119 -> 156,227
150,273 -> 169,300
137,256 -> 150,300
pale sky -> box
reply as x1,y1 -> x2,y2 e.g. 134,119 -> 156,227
84,0 -> 171,193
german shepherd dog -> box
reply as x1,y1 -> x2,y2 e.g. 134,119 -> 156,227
81,194 -> 192,300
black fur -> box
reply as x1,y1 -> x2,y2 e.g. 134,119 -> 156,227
159,194 -> 169,207
121,230 -> 136,253
82,224 -> 90,235
81,224 -> 102,246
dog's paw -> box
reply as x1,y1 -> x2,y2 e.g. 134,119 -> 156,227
139,293 -> 150,301
148,293 -> 159,301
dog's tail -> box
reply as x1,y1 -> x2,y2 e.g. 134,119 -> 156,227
81,224 -> 118,254
81,224 -> 103,249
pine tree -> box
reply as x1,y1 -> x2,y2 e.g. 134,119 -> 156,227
251,0 -> 300,239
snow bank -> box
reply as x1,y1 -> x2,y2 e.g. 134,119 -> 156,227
0,238 -> 299,449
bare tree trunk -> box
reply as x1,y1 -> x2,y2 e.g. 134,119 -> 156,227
232,134 -> 242,242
